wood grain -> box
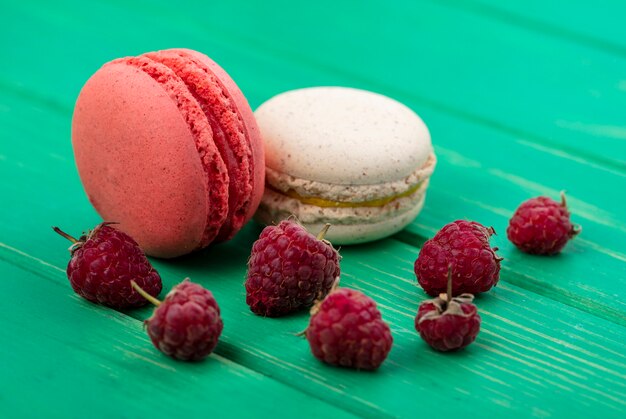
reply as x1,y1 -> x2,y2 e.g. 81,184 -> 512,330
107,0 -> 626,168
3,223 -> 625,417
448,0 -> 626,56
0,260 -> 356,418
2,25 -> 624,322
4,0 -> 626,168
2,0 -> 626,417
394,107 -> 626,324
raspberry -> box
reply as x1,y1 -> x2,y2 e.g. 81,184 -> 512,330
415,270 -> 481,351
414,220 -> 502,296
53,223 -> 162,308
132,279 -> 223,361
245,220 -> 341,317
305,287 -> 393,370
507,192 -> 581,255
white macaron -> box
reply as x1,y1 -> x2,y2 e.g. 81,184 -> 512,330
254,86 -> 436,244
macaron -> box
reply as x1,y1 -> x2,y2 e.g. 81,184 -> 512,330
72,48 -> 264,258
254,87 -> 435,244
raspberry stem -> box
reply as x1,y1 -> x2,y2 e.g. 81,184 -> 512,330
560,191 -> 582,236
316,223 -> 331,241
131,280 -> 161,306
52,226 -> 79,244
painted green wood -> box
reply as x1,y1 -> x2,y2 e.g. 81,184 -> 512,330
2,0 -> 626,417
396,106 -> 626,326
4,0 -> 626,170
0,90 -> 624,414
141,236 -> 626,418
2,224 -> 626,418
450,0 -> 626,55
2,40 -> 624,323
0,260 -> 356,419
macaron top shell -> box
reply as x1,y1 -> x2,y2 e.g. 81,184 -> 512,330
255,87 -> 432,185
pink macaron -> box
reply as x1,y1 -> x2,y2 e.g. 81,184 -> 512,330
72,48 -> 265,258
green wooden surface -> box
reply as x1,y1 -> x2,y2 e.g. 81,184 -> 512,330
1,0 -> 625,418
453,0 -> 626,54
0,261 -> 356,418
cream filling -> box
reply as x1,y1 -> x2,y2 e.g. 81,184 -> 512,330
257,179 -> 430,225
267,181 -> 423,208
265,152 -> 436,203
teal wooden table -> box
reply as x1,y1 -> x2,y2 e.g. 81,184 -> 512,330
2,1 -> 625,417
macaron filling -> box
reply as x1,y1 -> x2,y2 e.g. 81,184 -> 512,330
145,50 -> 254,241
269,181 -> 424,208
264,151 -> 435,207
258,182 -> 428,224
258,150 -> 435,229
112,55 -> 230,248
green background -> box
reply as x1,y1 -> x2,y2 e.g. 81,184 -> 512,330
1,0 -> 625,417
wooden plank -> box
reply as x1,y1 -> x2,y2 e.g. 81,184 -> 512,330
448,0 -> 626,55
3,0 -> 626,169
2,225 -> 625,418
0,261 -> 356,418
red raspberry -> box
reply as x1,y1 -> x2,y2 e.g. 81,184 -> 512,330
507,192 -> 581,255
132,279 -> 223,361
245,220 -> 341,317
414,220 -> 501,296
415,270 -> 481,351
305,287 -> 393,370
53,223 -> 162,308
416,295 -> 481,351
